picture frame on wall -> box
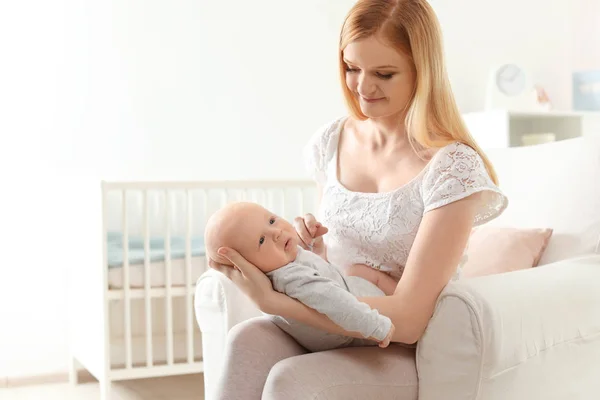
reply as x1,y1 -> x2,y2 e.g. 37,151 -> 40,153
573,70 -> 600,111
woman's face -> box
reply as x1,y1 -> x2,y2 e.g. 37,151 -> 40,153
343,35 -> 416,119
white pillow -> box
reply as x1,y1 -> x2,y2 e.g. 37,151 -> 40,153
484,135 -> 600,265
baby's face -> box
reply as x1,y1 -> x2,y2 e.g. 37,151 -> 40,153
210,203 -> 300,273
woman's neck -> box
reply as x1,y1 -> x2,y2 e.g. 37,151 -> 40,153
364,113 -> 410,150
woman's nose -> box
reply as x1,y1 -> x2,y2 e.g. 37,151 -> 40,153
357,73 -> 375,96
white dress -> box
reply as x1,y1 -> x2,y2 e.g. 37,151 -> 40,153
303,116 -> 509,280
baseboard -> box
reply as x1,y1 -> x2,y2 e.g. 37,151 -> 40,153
4,370 -> 95,388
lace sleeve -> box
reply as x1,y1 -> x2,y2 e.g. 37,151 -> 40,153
302,117 -> 344,186
422,142 -> 508,226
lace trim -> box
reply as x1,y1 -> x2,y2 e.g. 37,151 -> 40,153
305,119 -> 508,280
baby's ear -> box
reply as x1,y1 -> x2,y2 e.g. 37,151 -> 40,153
210,253 -> 234,267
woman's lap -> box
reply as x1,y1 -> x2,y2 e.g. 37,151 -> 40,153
264,342 -> 418,400
215,316 -> 307,400
215,316 -> 418,400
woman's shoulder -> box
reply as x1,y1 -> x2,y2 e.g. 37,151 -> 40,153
421,141 -> 484,177
421,141 -> 508,223
428,141 -> 479,162
309,115 -> 347,147
303,115 -> 348,184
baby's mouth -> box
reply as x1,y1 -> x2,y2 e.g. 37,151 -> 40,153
284,238 -> 291,251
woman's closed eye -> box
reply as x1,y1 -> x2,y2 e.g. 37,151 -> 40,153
345,66 -> 394,80
376,72 -> 394,80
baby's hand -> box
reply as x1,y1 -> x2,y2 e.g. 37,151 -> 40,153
378,323 -> 395,348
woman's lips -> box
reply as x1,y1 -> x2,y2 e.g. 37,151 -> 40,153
361,96 -> 384,103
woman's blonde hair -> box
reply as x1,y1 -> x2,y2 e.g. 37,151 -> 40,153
339,0 -> 498,184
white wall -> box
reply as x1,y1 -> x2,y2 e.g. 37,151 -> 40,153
571,0 -> 600,71
0,0 -> 350,379
1,0 -> 597,379
433,0 -> 576,112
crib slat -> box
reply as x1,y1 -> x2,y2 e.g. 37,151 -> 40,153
122,190 -> 133,369
221,190 -> 227,208
261,189 -> 267,209
202,189 -> 210,270
280,189 -> 286,220
266,189 -> 273,211
165,191 -> 174,365
299,188 -> 305,215
185,189 -> 194,364
143,190 -> 153,367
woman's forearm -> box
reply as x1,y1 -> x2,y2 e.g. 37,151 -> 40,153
265,285 -> 423,344
358,294 -> 423,344
266,292 -> 367,340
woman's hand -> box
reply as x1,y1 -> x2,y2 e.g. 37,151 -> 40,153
293,213 -> 328,257
378,323 -> 395,348
208,247 -> 277,312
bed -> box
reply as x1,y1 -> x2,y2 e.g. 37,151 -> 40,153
106,231 -> 207,289
68,180 -> 317,400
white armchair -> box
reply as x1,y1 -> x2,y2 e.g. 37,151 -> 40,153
194,268 -> 262,398
195,135 -> 600,400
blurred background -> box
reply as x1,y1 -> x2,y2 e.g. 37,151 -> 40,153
0,0 -> 598,397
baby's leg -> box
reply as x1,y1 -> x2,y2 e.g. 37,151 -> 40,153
346,264 -> 398,295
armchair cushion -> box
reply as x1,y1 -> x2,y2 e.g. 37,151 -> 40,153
462,226 -> 553,278
417,254 -> 600,400
485,135 -> 600,265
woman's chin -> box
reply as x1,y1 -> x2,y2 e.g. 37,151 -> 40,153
360,107 -> 405,121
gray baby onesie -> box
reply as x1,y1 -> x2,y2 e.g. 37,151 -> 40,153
265,246 -> 391,352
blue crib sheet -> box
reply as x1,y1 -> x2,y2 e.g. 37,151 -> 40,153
107,232 -> 206,268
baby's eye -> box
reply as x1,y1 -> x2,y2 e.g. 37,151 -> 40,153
259,236 -> 265,246
269,217 -> 275,225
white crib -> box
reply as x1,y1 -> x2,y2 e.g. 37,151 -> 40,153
68,180 -> 316,400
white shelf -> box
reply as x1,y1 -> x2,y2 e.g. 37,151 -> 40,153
488,110 -> 600,118
462,110 -> 600,149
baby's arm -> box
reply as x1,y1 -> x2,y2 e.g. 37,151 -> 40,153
271,264 -> 393,342
346,264 -> 398,296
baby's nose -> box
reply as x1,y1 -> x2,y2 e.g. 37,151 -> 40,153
272,228 -> 282,241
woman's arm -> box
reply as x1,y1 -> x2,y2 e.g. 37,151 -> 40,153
265,193 -> 480,344
346,264 -> 398,296
265,291 -> 372,339
359,193 -> 480,343
211,189 -> 479,344
211,247 -> 372,340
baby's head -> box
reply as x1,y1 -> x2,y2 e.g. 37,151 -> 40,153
205,202 -> 300,273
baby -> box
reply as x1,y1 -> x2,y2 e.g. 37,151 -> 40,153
204,201 -> 396,352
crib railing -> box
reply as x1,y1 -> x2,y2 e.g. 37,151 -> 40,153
101,180 -> 316,380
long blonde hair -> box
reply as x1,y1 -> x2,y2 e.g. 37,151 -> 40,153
339,0 -> 498,184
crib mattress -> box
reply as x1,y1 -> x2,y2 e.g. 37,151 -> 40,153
108,256 -> 208,289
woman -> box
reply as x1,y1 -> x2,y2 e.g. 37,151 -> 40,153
209,0 -> 508,398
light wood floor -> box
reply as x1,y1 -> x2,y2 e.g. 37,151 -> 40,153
0,374 -> 205,400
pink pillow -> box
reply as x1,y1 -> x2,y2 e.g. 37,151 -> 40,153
462,227 -> 553,278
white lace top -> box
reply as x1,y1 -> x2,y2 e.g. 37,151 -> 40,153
303,116 -> 508,280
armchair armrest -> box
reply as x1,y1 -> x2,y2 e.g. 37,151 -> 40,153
194,268 -> 262,399
417,255 -> 600,400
